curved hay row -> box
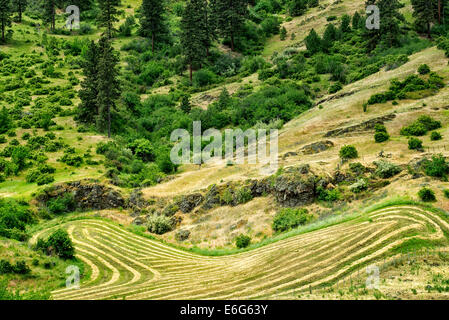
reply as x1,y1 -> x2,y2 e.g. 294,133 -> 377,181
48,205 -> 449,300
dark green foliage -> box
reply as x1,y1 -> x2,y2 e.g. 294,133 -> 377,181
97,0 -> 121,38
96,37 -> 121,137
305,29 -> 322,54
316,186 -> 341,202
272,208 -> 312,232
363,0 -> 405,51
0,260 -> 30,275
0,199 -> 33,241
235,234 -> 251,248
339,145 -> 358,159
46,193 -> 75,214
374,124 -> 390,143
408,137 -> 423,150
140,0 -> 166,52
418,64 -> 431,75
0,0 -> 13,42
401,116 -> 441,136
0,107 -> 12,134
181,0 -> 208,84
424,155 -> 449,179
418,187 -> 436,202
431,131 -> 442,141
43,0 -> 56,32
211,0 -> 248,51
127,139 -> 155,162
288,0 -> 307,17
411,0 -> 438,37
77,41 -> 99,124
44,229 -> 75,259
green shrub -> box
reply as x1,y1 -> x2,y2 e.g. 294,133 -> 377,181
408,137 -> 423,150
443,189 -> 449,199
424,155 -> 449,179
317,186 -> 341,202
418,64 -> 430,75
430,131 -> 442,141
374,160 -> 402,178
235,234 -> 251,248
45,229 -> 75,259
235,187 -> 253,204
147,214 -> 174,235
46,193 -> 75,214
418,187 -> 436,202
339,145 -> 358,159
374,131 -> 390,143
349,178 -> 368,193
272,208 -> 312,233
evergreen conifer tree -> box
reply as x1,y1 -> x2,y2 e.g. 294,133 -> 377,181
97,0 -> 121,38
140,0 -> 165,53
96,37 -> 120,137
0,0 -> 12,42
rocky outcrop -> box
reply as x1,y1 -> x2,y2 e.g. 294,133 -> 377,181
177,193 -> 204,213
272,167 -> 325,207
36,180 -> 125,210
300,141 -> 334,155
324,114 -> 396,137
175,229 -> 190,241
202,185 -> 221,210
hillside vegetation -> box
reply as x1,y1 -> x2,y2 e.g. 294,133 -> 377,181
1,0 -> 449,300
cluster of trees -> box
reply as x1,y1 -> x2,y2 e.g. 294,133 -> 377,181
77,37 -> 120,138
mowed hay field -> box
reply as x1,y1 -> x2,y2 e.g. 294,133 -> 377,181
30,204 -> 449,300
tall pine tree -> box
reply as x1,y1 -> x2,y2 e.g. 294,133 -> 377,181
0,0 -> 13,42
13,0 -> 27,23
139,0 -> 165,53
210,0 -> 248,51
96,37 -> 120,138
181,0 -> 206,84
43,0 -> 56,32
77,40 -> 99,124
97,0 -> 121,39
411,0 -> 439,37
364,0 -> 404,51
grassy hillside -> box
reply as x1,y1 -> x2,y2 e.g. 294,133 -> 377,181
1,0 -> 449,300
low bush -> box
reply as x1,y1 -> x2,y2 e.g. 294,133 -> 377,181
424,155 -> 449,179
374,160 -> 402,178
147,214 -> 174,235
431,131 -> 442,141
339,145 -> 358,159
418,187 -> 436,202
235,234 -> 251,248
44,229 -> 75,259
401,116 -> 441,136
272,208 -> 312,233
408,137 -> 423,150
418,64 -> 430,75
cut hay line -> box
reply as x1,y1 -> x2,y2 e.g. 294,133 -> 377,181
44,205 -> 449,300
